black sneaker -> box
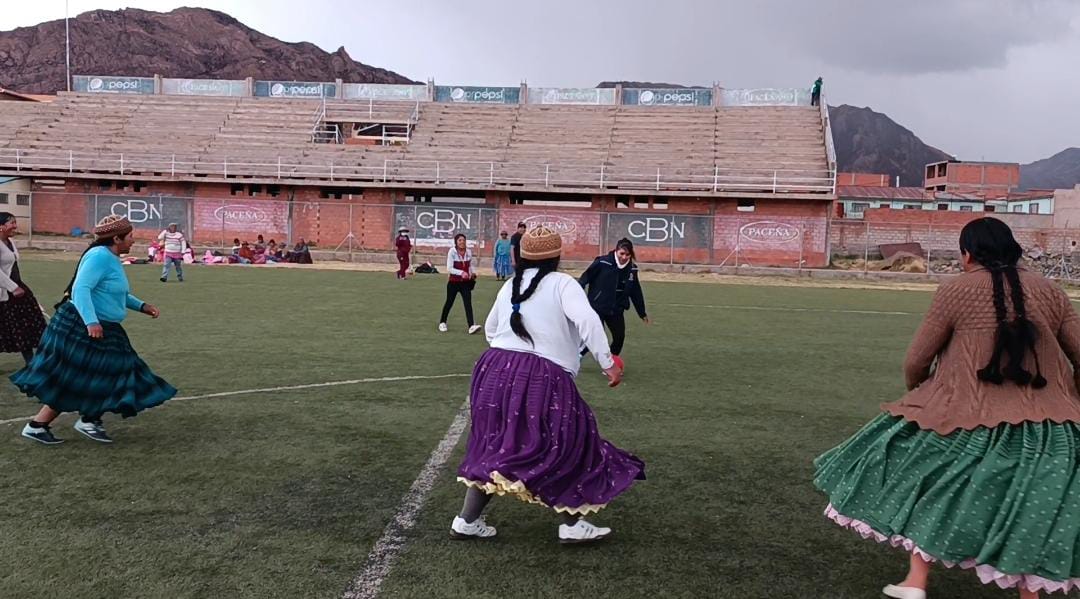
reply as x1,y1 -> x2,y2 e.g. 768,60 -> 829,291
73,419 -> 113,443
160,276 -> 168,283
21,423 -> 64,445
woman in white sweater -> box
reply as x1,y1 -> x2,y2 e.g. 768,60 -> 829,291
451,226 -> 645,544
0,212 -> 46,364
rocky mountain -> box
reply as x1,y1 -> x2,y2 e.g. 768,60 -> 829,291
1021,148 -> 1080,191
0,7 -> 415,94
828,105 -> 953,187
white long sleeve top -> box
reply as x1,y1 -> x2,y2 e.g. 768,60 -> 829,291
485,270 -> 615,376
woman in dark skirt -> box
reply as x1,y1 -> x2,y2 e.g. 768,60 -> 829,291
451,226 -> 645,544
815,218 -> 1080,598
12,215 -> 177,446
0,212 -> 47,365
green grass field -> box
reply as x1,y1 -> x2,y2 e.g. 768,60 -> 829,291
0,259 -> 1035,598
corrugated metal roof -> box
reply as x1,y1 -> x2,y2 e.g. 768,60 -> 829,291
838,186 -> 928,200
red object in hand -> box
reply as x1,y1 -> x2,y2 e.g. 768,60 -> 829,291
612,355 -> 624,371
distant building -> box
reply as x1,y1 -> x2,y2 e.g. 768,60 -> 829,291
924,160 -> 1020,199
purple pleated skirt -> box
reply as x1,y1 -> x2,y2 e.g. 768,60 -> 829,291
457,348 -> 645,515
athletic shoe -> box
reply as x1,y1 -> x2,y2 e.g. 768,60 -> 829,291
160,277 -> 167,283
73,419 -> 113,444
558,519 -> 612,544
882,585 -> 926,599
468,325 -> 482,335
438,323 -> 448,333
449,516 -> 497,540
21,423 -> 64,445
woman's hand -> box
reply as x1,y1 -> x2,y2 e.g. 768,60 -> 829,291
12,287 -> 26,298
603,365 -> 623,388
142,304 -> 161,318
641,316 -> 652,325
87,324 -> 104,339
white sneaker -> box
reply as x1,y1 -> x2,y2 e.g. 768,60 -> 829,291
883,585 -> 926,599
449,516 -> 497,540
438,323 -> 448,333
467,325 -> 482,335
558,519 -> 612,544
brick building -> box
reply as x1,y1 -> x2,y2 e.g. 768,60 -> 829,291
923,160 -> 1020,199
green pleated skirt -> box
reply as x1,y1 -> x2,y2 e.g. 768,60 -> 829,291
814,413 -> 1080,593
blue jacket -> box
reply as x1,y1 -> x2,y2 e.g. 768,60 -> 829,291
579,252 -> 647,318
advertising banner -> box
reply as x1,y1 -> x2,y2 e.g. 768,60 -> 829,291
163,78 -> 246,97
254,81 -> 336,98
73,75 -> 155,94
434,86 -> 520,104
343,83 -> 428,102
91,196 -> 191,232
621,88 -> 712,106
393,204 -> 497,247
527,87 -> 616,105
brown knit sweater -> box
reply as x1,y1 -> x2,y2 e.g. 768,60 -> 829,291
883,268 -> 1080,434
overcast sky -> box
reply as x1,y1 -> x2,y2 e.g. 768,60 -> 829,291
5,0 -> 1079,163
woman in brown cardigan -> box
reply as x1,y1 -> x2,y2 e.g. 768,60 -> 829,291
816,217 -> 1080,598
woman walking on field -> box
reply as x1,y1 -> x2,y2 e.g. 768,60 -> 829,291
0,212 -> 47,366
438,233 -> 481,335
815,217 -> 1080,598
13,215 -> 177,445
450,226 -> 645,543
579,238 -> 650,362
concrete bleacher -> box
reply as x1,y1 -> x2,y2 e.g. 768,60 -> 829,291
0,91 -> 831,193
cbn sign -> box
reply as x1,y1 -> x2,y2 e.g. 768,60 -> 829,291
93,196 -> 191,232
393,204 -> 496,247
605,214 -> 712,248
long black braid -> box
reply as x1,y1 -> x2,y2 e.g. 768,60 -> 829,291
55,237 -> 116,310
961,217 -> 1046,388
509,257 -> 561,345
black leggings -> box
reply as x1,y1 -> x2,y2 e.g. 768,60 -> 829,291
440,281 -> 475,326
581,311 -> 627,356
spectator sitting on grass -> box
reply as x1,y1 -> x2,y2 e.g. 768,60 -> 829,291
265,241 -> 283,263
237,242 -> 255,264
231,238 -> 242,256
286,238 -> 313,264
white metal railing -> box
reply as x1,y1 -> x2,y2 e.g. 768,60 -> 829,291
819,90 -> 838,194
0,148 -> 835,194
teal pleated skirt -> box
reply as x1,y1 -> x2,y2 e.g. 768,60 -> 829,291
10,302 -> 176,418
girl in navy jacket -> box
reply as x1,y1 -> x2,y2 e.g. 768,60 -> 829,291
579,238 -> 650,356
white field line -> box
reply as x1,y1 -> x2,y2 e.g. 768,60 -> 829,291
0,373 -> 470,426
342,397 -> 470,599
660,302 -> 917,316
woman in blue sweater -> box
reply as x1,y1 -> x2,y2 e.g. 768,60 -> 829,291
12,215 -> 177,445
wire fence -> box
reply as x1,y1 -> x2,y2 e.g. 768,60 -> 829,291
12,192 -> 1080,280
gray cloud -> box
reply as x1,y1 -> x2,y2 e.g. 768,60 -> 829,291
766,0 -> 1079,74
4,0 -> 1079,162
